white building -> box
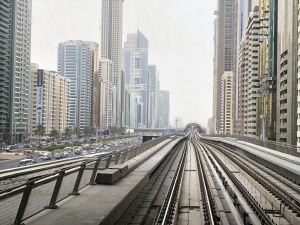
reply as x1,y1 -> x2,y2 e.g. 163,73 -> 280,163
100,0 -> 123,127
123,31 -> 149,128
220,72 -> 235,135
159,90 -> 170,129
29,65 -> 69,136
57,41 -> 99,131
148,65 -> 160,128
239,8 -> 260,136
99,59 -> 113,129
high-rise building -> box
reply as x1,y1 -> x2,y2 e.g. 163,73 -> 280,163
240,7 -> 261,136
123,31 -> 149,128
0,0 -> 32,144
100,0 -> 123,127
99,59 -> 113,129
220,72 -> 235,134
57,41 -> 99,131
148,65 -> 159,129
28,65 -> 69,136
236,0 -> 258,134
258,0 -> 277,141
159,90 -> 170,129
276,0 -> 297,144
297,0 -> 300,146
213,0 -> 237,134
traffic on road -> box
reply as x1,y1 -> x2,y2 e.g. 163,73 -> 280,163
0,137 -> 141,171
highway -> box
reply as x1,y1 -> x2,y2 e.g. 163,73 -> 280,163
0,137 -> 140,170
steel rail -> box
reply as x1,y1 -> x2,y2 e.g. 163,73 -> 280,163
154,142 -> 187,225
204,141 -> 300,216
201,143 -> 275,225
204,140 -> 300,194
192,140 -> 217,225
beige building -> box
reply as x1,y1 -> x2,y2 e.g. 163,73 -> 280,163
276,0 -> 298,145
238,7 -> 261,137
220,72 -> 235,134
213,0 -> 237,134
98,59 -> 113,129
29,64 -> 69,136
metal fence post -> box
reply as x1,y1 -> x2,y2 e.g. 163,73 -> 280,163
105,155 -> 112,169
115,153 -> 121,164
89,157 -> 102,185
45,170 -> 65,209
121,151 -> 128,163
71,162 -> 86,195
14,180 -> 35,225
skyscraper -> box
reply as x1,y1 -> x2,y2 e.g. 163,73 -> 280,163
159,90 -> 170,129
258,0 -> 277,141
28,65 -> 69,136
0,0 -> 32,144
100,0 -> 123,127
277,0 -> 297,144
99,59 -> 113,129
242,7 -> 260,136
213,0 -> 237,134
220,72 -> 235,134
148,65 -> 159,129
123,31 -> 149,128
57,41 -> 99,131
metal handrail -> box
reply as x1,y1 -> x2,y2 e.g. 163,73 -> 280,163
0,135 -> 171,225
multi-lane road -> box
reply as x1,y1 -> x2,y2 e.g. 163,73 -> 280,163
0,137 -> 140,171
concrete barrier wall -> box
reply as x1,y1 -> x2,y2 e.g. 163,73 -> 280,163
207,134 -> 300,157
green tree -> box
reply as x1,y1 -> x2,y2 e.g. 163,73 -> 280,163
83,127 -> 89,137
64,127 -> 72,140
50,129 -> 60,140
73,127 -> 79,138
34,124 -> 45,143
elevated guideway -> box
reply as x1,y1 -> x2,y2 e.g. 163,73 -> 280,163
2,131 -> 300,225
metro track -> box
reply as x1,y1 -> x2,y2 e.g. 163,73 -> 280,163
125,130 -> 300,225
203,141 -> 300,215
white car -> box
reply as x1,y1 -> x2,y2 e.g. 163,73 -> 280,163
82,150 -> 88,156
90,150 -> 96,154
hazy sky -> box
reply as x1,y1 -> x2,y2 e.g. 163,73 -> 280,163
31,0 -> 216,127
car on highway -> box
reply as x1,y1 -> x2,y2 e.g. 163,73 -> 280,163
53,152 -> 62,159
62,151 -> 69,157
90,150 -> 96,154
19,158 -> 36,166
41,152 -> 52,160
74,147 -> 82,154
82,150 -> 88,156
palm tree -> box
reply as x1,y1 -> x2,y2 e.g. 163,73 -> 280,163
64,127 -> 72,140
83,127 -> 90,137
50,129 -> 60,141
34,124 -> 45,143
73,127 -> 79,138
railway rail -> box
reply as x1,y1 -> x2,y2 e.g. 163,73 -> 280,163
203,141 -> 300,219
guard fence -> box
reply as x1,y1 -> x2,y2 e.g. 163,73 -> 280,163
0,135 -> 172,225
